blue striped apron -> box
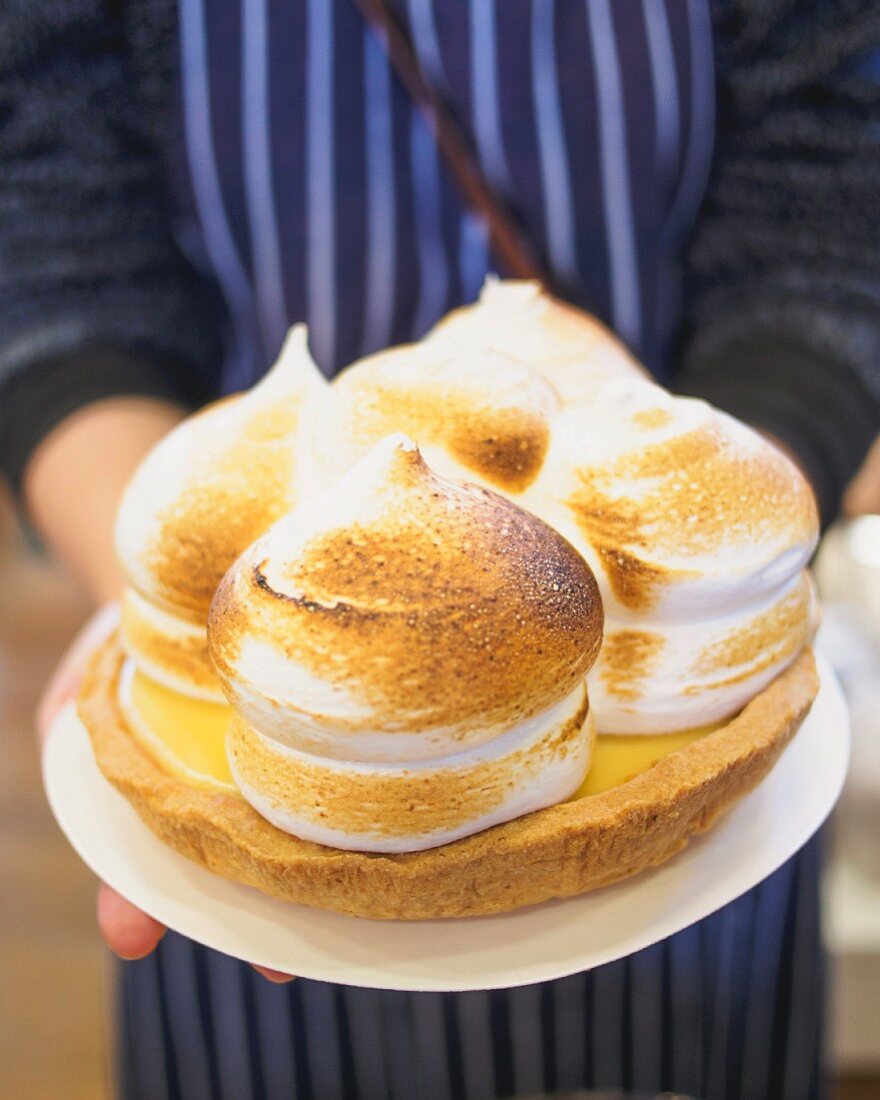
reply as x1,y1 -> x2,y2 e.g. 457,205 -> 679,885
118,3 -> 825,1097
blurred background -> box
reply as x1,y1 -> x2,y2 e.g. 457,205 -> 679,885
0,485 -> 108,1099
2,485 -> 880,1098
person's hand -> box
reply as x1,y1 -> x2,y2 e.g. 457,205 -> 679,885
843,435 -> 880,517
38,603 -> 293,982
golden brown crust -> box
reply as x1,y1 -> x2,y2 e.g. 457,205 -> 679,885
78,635 -> 819,920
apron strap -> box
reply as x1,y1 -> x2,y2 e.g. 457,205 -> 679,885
351,0 -> 553,289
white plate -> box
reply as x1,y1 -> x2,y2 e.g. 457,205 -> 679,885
43,654 -> 848,992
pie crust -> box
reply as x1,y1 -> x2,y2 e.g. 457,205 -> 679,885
78,634 -> 819,920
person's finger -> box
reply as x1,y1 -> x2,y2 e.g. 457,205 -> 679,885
37,604 -> 120,745
49,606 -> 292,979
97,882 -> 167,960
843,435 -> 880,517
251,964 -> 296,983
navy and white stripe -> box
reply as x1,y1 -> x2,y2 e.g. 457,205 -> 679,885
118,2 -> 824,1096
120,838 -> 824,1100
531,0 -> 579,285
361,24 -> 398,355
241,0 -> 288,354
171,0 -> 717,379
178,0 -> 261,388
305,0 -> 338,370
585,0 -> 642,348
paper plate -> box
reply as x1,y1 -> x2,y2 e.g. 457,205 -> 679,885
43,653 -> 848,992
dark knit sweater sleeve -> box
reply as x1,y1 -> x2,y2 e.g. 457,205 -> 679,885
676,0 -> 880,525
0,0 -> 225,496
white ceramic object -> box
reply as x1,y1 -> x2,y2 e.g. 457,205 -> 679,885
43,654 -> 848,992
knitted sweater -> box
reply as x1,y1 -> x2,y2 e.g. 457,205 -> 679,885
1,0 -> 878,524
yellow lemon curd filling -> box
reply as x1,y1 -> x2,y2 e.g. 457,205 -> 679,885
120,665 -> 717,799
120,665 -> 234,789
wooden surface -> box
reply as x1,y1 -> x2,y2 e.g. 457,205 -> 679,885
0,491 -> 109,1100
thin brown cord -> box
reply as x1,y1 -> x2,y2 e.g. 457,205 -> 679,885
350,0 -> 552,288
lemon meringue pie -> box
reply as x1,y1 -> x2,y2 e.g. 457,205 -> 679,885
208,435 -> 601,852
78,280 -> 820,919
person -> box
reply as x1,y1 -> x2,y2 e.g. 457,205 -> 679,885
2,1 -> 879,1097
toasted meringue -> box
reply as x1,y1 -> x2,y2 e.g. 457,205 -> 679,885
119,588 -> 224,702
301,322 -> 817,736
116,325 -> 327,620
209,433 -> 602,754
308,338 -> 560,496
429,277 -> 645,407
228,684 -> 592,853
114,326 -> 327,702
523,379 -> 818,619
591,570 -> 818,733
86,280 -> 824,900
208,435 -> 602,850
518,377 -> 819,731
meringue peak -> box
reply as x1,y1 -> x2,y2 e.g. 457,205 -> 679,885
208,438 -> 603,754
254,323 -> 328,399
115,325 -> 327,619
349,430 -> 422,485
429,277 -> 644,407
